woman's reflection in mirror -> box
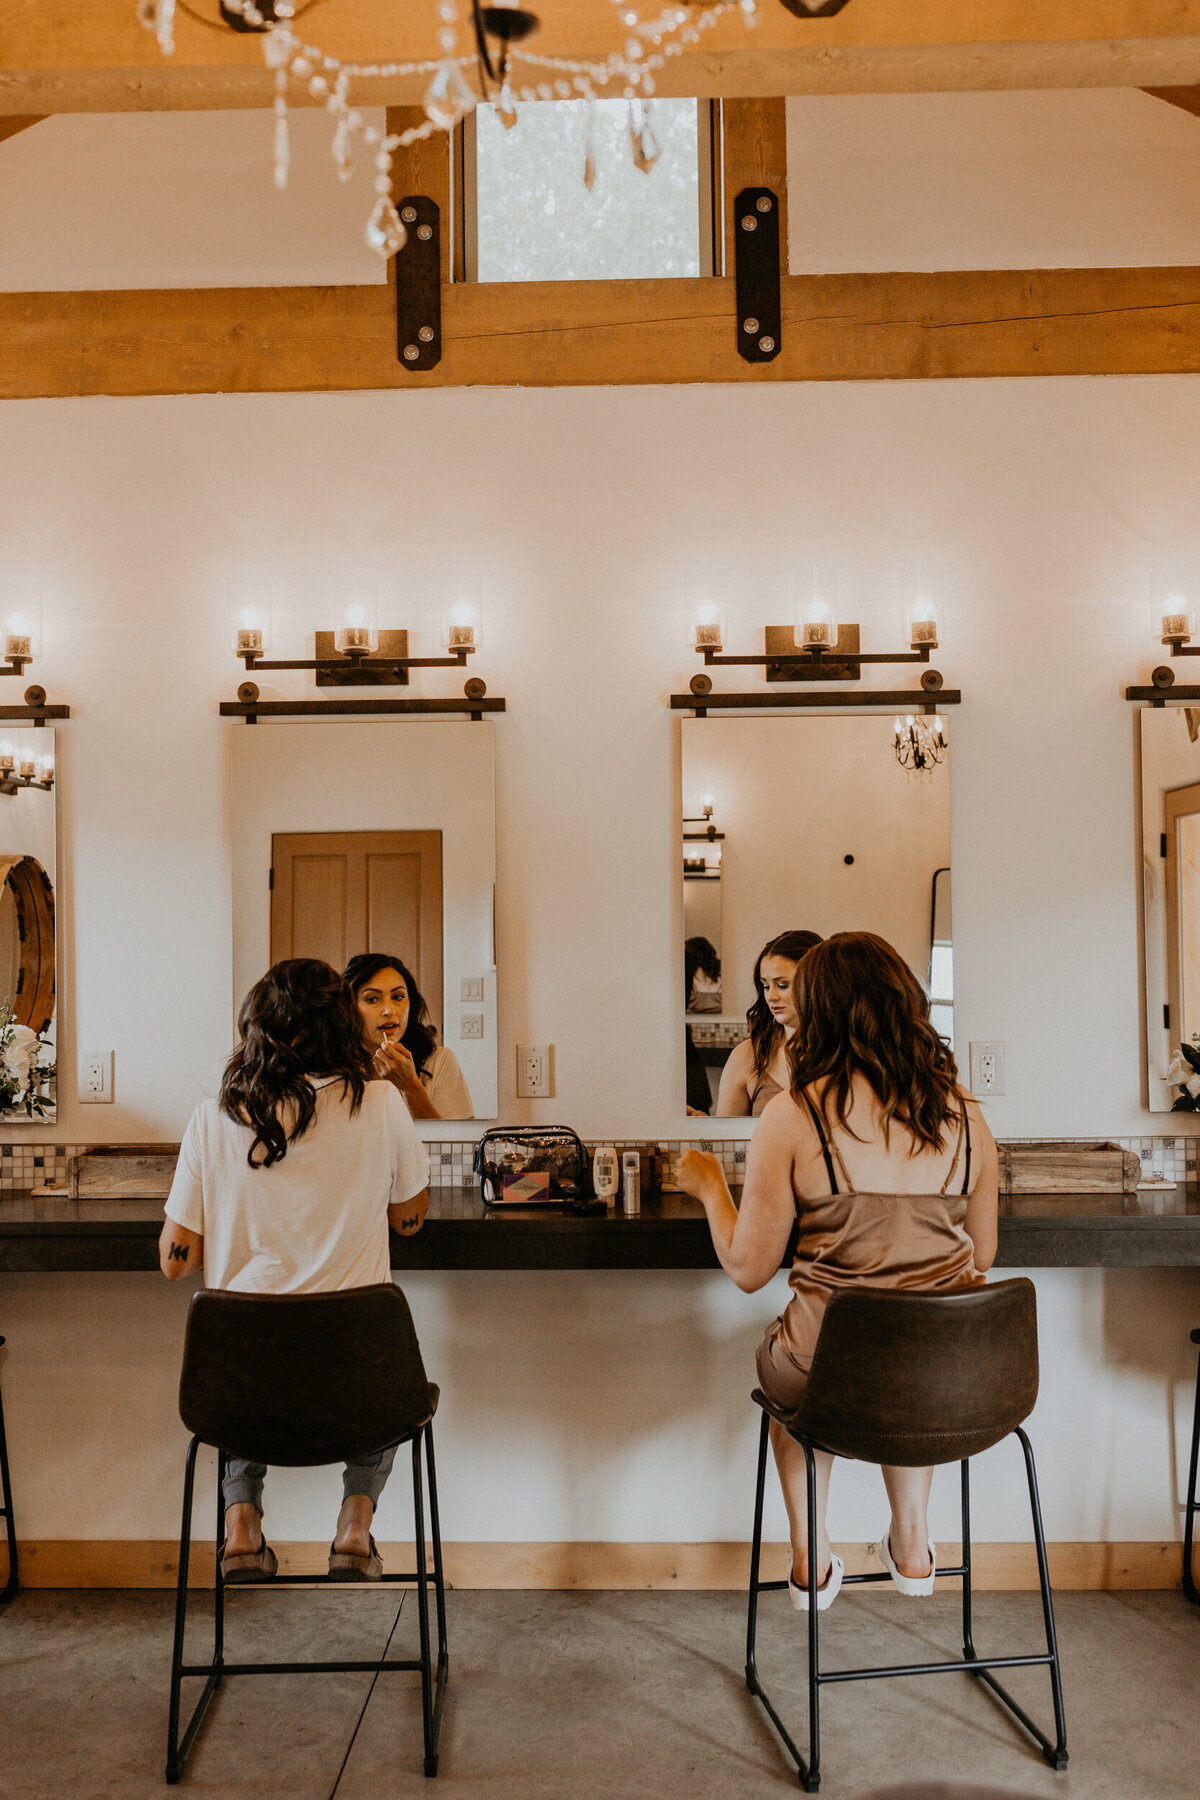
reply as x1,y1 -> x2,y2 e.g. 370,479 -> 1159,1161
344,952 -> 474,1122
714,929 -> 823,1117
685,937 -> 723,1115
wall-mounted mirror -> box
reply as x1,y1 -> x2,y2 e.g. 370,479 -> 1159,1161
1138,705 -> 1200,1109
232,721 -> 497,1120
682,714 -> 951,1115
0,728 -> 56,1122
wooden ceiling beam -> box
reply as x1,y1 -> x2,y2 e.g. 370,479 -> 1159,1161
4,265 -> 1200,399
4,3 -> 1200,113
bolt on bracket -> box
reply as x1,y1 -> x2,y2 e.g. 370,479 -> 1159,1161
733,186 -> 781,365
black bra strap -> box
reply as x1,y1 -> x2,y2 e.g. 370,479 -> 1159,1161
801,1092 -> 839,1195
960,1111 -> 972,1196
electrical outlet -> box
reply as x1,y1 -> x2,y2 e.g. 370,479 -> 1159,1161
969,1041 -> 1006,1097
79,1048 -> 114,1104
459,1013 -> 484,1040
459,975 -> 484,1003
516,1043 -> 553,1099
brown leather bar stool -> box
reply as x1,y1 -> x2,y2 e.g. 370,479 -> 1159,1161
166,1284 -> 448,1784
0,1334 -> 17,1605
746,1279 -> 1067,1792
1183,1328 -> 1200,1605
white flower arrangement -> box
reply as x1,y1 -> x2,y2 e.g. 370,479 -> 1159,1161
1163,1040 -> 1200,1112
0,1005 -> 55,1119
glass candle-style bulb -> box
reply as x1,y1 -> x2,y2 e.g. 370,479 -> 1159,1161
19,758 -> 36,780
4,613 -> 33,662
907,601 -> 939,650
1162,609 -> 1193,645
0,742 -> 14,774
692,604 -> 723,653
801,599 -> 834,648
335,605 -> 378,655
443,603 -> 479,652
234,608 -> 267,657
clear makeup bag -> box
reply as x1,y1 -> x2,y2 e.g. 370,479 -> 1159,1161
473,1126 -> 592,1209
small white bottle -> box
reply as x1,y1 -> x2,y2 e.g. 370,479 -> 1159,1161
621,1150 -> 641,1217
592,1145 -> 619,1207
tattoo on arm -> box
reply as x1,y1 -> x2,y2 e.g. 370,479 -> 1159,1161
168,1241 -> 189,1262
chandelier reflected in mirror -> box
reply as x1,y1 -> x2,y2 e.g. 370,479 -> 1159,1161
893,714 -> 948,774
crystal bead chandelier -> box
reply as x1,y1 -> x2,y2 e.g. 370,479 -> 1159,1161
138,0 -> 790,257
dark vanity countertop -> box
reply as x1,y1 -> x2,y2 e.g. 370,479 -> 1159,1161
2,1186 -> 1200,1273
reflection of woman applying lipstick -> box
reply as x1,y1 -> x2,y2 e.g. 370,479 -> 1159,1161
714,930 -> 822,1117
344,952 -> 474,1121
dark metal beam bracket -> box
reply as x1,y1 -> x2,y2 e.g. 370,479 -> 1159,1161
396,196 -> 442,371
734,186 -> 781,365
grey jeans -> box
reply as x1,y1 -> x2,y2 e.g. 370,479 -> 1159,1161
222,1443 -> 399,1513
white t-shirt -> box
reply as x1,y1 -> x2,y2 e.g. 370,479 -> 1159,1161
419,1046 -> 474,1119
165,1078 -> 430,1294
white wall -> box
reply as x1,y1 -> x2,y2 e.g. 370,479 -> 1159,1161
2,95 -> 1200,1551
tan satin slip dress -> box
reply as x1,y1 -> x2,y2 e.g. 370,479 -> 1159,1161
756,1090 -> 986,1413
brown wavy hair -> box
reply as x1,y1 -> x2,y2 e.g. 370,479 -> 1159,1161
747,929 -> 823,1080
219,959 -> 373,1169
787,932 -> 961,1152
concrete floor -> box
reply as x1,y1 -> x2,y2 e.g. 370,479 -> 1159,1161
0,1586 -> 1196,1799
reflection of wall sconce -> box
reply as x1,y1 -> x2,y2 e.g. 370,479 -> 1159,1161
894,714 -> 947,773
1125,613 -> 1200,706
683,796 -> 722,843
0,742 -> 54,796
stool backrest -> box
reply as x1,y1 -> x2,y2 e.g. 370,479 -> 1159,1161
178,1283 -> 435,1467
792,1279 -> 1038,1466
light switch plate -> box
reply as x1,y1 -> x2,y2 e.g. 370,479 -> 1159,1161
79,1048 -> 114,1104
459,1013 -> 484,1039
460,975 -> 484,1003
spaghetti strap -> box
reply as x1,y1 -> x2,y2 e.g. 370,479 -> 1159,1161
960,1111 -> 973,1197
939,1108 -> 969,1196
800,1090 -> 855,1195
800,1092 -> 842,1195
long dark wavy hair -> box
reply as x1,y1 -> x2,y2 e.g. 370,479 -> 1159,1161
788,931 -> 961,1152
219,959 -> 372,1169
343,952 -> 438,1076
684,935 -> 721,1004
747,929 -> 823,1080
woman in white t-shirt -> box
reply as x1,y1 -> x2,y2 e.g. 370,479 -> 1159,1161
344,951 -> 475,1121
160,958 -> 431,1584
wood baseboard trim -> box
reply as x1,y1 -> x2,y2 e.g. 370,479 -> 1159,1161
5,1538 -> 1182,1592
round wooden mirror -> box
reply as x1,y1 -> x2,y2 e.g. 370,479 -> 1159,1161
0,854 -> 55,1035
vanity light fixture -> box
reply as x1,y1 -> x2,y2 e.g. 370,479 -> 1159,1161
675,618 -> 958,717
683,796 -> 724,844
222,618 -> 505,723
0,612 -> 68,726
1126,611 -> 1200,704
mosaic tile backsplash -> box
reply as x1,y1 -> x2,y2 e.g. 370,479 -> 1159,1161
0,1133 -> 1193,1194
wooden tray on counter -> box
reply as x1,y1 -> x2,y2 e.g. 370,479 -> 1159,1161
35,1144 -> 181,1200
998,1141 -> 1141,1214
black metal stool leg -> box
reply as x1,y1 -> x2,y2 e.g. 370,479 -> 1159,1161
423,1423 -> 449,1677
1019,1428 -> 1068,1769
412,1429 -> 441,1778
961,1459 -> 976,1663
166,1437 -> 222,1785
0,1342 -> 18,1606
1183,1339 -> 1200,1605
743,1411 -> 820,1792
745,1410 -> 770,1691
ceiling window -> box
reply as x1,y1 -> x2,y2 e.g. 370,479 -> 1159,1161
468,99 -> 710,282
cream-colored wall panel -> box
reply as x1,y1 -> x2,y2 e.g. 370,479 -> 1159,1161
787,90 -> 1200,272
0,110 -> 386,291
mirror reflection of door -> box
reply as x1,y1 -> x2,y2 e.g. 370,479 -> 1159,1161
1163,784 -> 1200,1055
270,831 -> 444,1035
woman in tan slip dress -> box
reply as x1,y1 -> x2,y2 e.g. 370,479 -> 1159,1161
715,929 -> 822,1116
679,932 -> 999,1609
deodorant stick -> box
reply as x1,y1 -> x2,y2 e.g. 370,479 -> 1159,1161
621,1151 -> 641,1217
